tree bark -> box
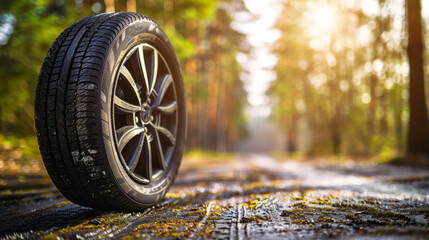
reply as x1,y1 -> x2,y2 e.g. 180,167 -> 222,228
126,0 -> 136,12
104,0 -> 115,12
406,0 -> 429,157
0,104 -> 2,133
368,74 -> 377,135
164,0 -> 175,30
207,14 -> 221,151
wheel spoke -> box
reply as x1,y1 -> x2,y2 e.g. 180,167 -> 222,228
120,65 -> 141,104
114,96 -> 141,113
143,134 -> 153,181
156,125 -> 176,146
128,133 -> 144,172
149,49 -> 159,95
150,126 -> 167,170
138,46 -> 150,94
117,126 -> 144,152
152,75 -> 173,108
157,101 -> 177,115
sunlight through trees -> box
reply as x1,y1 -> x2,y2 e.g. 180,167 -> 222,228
270,0 -> 429,160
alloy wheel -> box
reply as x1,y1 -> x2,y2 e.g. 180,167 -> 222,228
112,43 -> 178,184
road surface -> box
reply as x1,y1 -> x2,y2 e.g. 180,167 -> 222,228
1,155 -> 428,239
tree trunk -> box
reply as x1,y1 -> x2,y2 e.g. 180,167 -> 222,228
184,21 -> 200,149
406,0 -> 429,157
368,73 -> 377,135
286,116 -> 297,152
207,15 -> 221,151
126,0 -> 136,12
216,75 -> 226,151
0,104 -> 2,133
104,0 -> 115,12
164,0 -> 175,30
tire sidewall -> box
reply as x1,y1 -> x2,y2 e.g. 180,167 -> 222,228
99,18 -> 186,207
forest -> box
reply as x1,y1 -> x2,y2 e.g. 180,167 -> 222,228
270,0 -> 429,160
1,0 -> 429,163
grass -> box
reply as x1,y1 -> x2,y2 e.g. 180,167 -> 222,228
0,134 -> 44,175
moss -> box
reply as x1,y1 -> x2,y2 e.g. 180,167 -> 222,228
134,218 -> 214,238
0,189 -> 12,195
165,193 -> 181,198
329,203 -> 410,221
291,219 -> 313,225
359,199 -> 378,205
293,202 -> 308,209
318,217 -> 335,223
44,213 -> 130,238
280,210 -> 292,216
308,199 -> 330,206
291,196 -> 306,201
40,233 -> 59,240
49,200 -> 71,208
121,233 -> 148,239
242,196 -> 275,210
346,213 -> 358,219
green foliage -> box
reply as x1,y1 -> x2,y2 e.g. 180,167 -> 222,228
164,27 -> 196,60
0,133 -> 40,160
0,0 -> 84,134
175,0 -> 217,21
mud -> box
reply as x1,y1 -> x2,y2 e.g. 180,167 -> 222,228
0,155 -> 428,239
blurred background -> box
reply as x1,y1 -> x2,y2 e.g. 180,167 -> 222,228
1,0 -> 429,175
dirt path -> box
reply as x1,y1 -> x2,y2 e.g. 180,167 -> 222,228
1,155 -> 428,239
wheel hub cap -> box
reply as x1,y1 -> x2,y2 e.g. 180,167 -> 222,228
141,104 -> 152,123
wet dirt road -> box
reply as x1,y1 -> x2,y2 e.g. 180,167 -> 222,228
1,155 -> 429,239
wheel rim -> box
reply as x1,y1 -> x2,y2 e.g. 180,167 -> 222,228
112,43 -> 178,184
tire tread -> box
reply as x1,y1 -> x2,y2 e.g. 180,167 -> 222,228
35,12 -> 157,210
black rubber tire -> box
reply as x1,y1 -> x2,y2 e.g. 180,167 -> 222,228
35,12 -> 186,211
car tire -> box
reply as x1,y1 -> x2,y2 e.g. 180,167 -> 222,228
35,12 -> 186,211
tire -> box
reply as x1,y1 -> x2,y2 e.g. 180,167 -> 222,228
35,12 -> 186,211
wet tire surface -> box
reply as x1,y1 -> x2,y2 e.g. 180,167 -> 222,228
1,155 -> 429,239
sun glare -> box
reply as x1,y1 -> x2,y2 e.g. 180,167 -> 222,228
306,4 -> 337,38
